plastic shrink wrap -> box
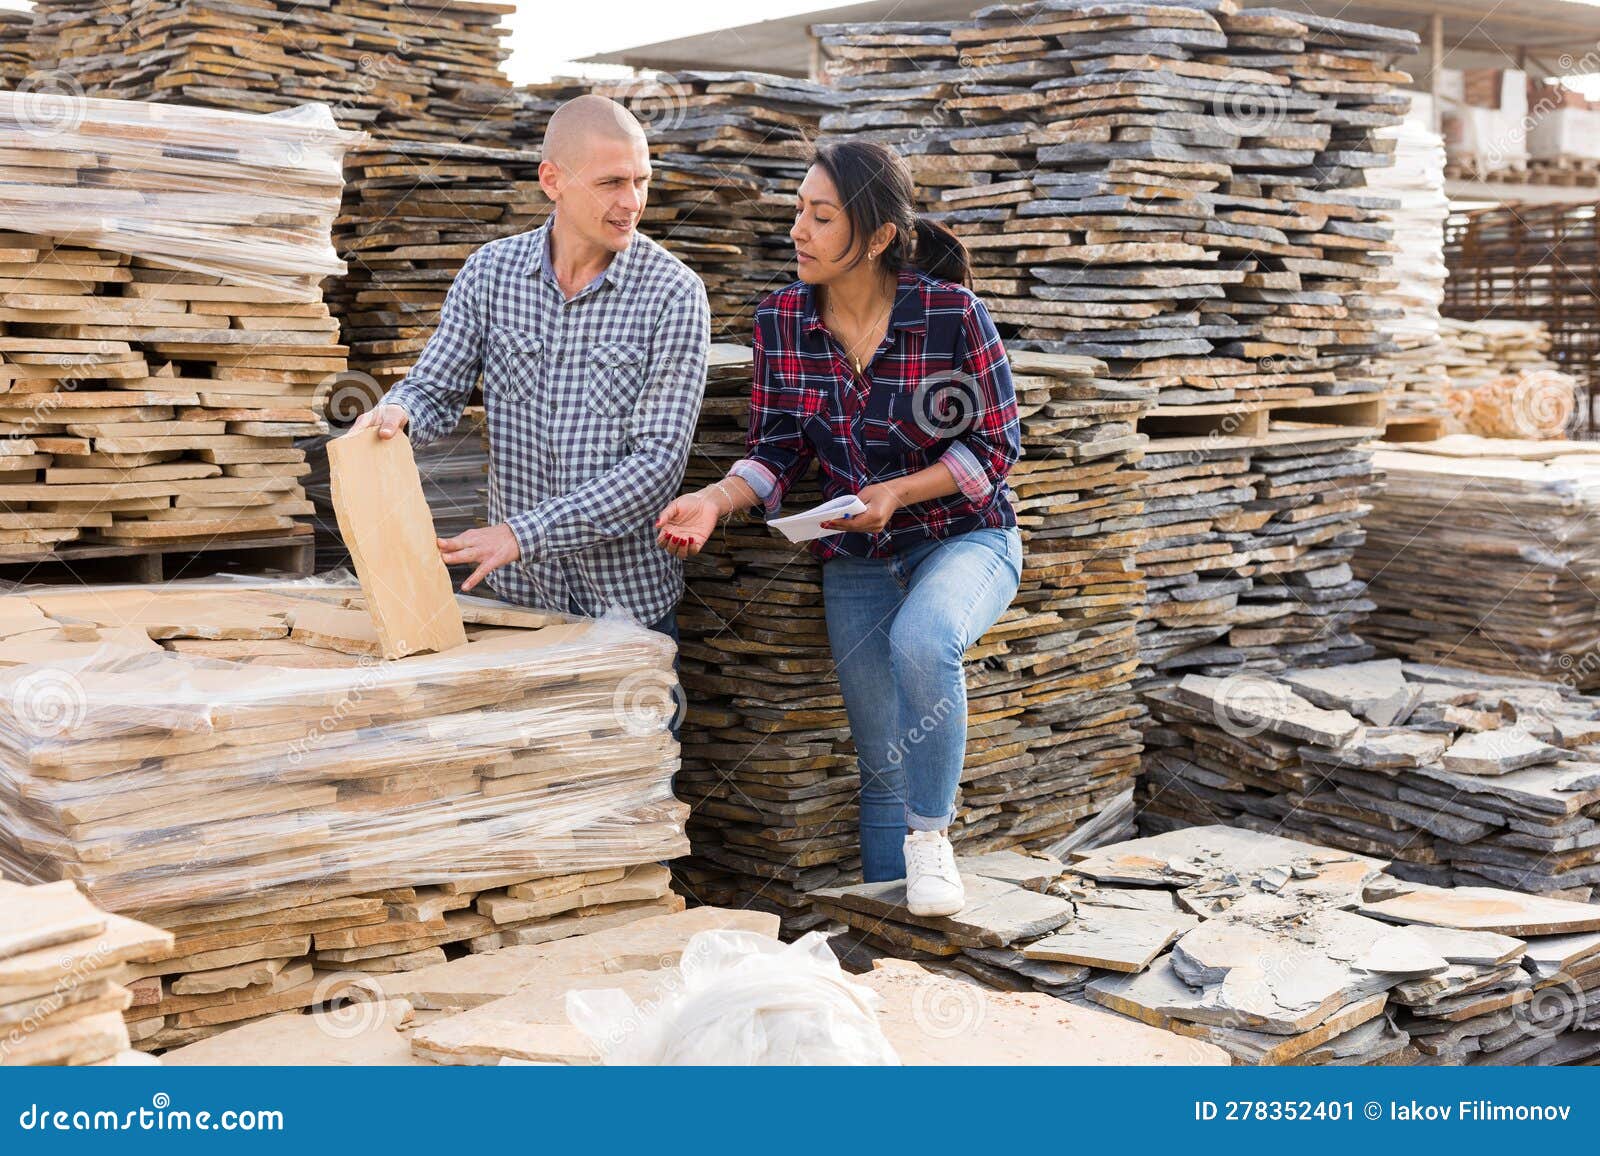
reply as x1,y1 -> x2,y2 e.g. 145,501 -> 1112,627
0,579 -> 689,915
0,93 -> 364,293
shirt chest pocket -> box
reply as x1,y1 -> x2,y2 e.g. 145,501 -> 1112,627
484,326 -> 544,402
586,341 -> 646,419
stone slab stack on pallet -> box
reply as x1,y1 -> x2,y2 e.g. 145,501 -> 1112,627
590,71 -> 842,340
0,579 -> 688,1052
30,0 -> 518,144
330,141 -> 550,397
0,876 -> 172,1066
672,345 -> 1153,933
824,825 -> 1600,1065
0,94 -> 362,563
1366,106 -> 1451,437
1139,659 -> 1600,899
1355,438 -> 1600,683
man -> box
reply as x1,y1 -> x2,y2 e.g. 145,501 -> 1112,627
349,95 -> 710,665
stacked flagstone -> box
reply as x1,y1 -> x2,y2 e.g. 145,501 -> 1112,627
0,580 -> 688,1051
1139,660 -> 1600,899
823,824 -> 1600,1065
672,345 -> 1153,932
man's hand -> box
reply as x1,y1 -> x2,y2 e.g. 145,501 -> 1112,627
439,523 -> 521,592
346,401 -> 409,439
655,492 -> 720,559
821,482 -> 902,534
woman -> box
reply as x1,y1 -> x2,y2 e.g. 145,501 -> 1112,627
654,141 -> 1022,917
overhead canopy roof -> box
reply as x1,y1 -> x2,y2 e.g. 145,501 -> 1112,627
580,0 -> 1600,76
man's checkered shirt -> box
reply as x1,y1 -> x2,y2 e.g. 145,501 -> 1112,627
383,218 -> 711,624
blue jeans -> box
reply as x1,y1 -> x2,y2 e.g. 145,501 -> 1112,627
822,527 -> 1023,882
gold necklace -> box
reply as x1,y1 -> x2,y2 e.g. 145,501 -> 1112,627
826,291 -> 894,376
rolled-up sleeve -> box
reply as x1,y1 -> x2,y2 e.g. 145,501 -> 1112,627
729,315 -> 814,517
505,279 -> 710,560
382,249 -> 486,447
939,295 -> 1020,502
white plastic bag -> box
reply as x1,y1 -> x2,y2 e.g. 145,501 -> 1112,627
565,930 -> 900,1065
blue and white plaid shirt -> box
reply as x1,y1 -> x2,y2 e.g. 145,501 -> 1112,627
383,218 -> 711,624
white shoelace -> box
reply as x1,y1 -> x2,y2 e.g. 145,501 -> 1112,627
905,834 -> 958,884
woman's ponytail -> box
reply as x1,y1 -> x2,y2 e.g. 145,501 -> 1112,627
912,216 -> 971,288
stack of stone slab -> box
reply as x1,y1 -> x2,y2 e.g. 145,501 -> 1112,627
1366,107 -> 1451,432
813,4 -> 1414,688
30,0 -> 518,143
330,142 -> 549,395
0,11 -> 29,85
823,824 -> 1600,1065
0,579 -> 688,1051
1356,439 -> 1600,684
1140,659 -> 1600,899
0,94 -> 362,558
0,876 -> 172,1066
811,20 -> 975,212
673,345 -> 1153,932
590,71 -> 841,339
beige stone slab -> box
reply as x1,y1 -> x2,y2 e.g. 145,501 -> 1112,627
171,956 -> 287,996
1361,886 -> 1600,937
0,913 -> 172,987
327,428 -> 466,659
478,864 -> 672,925
371,906 -> 780,1011
863,959 -> 1228,1065
0,1009 -> 128,1066
162,999 -> 423,1066
0,880 -> 107,961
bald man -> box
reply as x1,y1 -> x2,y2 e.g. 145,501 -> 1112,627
350,96 -> 710,658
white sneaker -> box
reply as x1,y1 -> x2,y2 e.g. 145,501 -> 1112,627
903,829 -> 965,917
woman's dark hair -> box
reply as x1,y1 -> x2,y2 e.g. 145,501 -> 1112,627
810,140 -> 971,287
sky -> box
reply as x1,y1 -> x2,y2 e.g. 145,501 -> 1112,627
0,0 -> 826,83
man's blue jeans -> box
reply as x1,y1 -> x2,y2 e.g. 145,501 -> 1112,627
821,527 -> 1023,882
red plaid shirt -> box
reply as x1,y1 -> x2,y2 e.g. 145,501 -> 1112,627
730,270 -> 1021,561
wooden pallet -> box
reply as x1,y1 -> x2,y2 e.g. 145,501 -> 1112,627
0,529 -> 314,584
1381,414 -> 1447,443
1139,392 -> 1390,443
1447,158 -> 1600,187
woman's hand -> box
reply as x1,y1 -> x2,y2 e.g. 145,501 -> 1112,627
655,492 -> 720,558
821,482 -> 902,534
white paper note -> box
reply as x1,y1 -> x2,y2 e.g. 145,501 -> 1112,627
768,494 -> 868,543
